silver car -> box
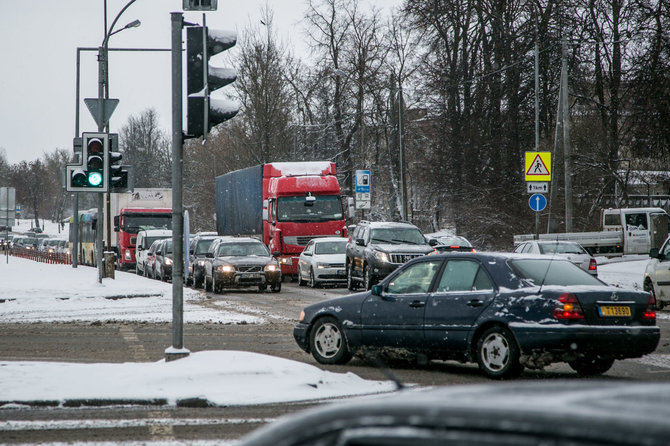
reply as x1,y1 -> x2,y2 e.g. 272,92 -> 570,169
644,235 -> 670,309
514,240 -> 598,276
297,237 -> 347,288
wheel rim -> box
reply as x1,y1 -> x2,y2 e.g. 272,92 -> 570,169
309,269 -> 315,287
480,332 -> 510,371
314,323 -> 342,358
364,266 -> 371,289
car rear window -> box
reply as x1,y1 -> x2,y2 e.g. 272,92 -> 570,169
509,259 -> 602,287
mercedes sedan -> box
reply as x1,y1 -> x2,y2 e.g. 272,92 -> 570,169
294,252 -> 659,379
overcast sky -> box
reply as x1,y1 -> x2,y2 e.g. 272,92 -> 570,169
0,0 -> 400,165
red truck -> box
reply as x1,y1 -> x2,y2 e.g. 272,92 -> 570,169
215,162 -> 350,276
107,188 -> 173,270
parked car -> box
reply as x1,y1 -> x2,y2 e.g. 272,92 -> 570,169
426,232 -> 475,253
204,237 -> 281,293
514,239 -> 598,276
294,252 -> 659,379
346,221 -> 437,291
298,237 -> 347,288
153,239 -> 174,282
135,229 -> 172,276
237,381 -> 670,446
188,233 -> 221,288
145,239 -> 161,279
644,235 -> 670,309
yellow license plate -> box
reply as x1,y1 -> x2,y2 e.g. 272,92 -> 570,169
599,305 -> 631,317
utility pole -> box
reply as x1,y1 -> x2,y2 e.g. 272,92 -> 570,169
561,39 -> 573,232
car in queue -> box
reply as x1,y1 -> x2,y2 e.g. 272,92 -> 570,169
204,237 -> 281,293
298,237 -> 347,288
514,239 -> 598,276
153,238 -> 174,282
188,232 -> 220,288
135,229 -> 172,277
644,234 -> 670,309
237,380 -> 670,446
293,252 -> 659,379
346,221 -> 437,291
145,239 -> 162,279
428,233 -> 475,253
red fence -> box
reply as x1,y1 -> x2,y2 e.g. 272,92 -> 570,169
6,247 -> 72,265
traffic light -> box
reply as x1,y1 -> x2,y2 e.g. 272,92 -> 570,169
65,132 -> 109,192
107,133 -> 130,192
186,25 -> 239,139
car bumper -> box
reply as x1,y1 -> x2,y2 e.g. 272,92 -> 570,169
213,270 -> 281,287
511,324 -> 661,358
293,323 -> 310,352
314,266 -> 347,283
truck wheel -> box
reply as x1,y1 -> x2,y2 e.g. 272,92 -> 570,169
309,316 -> 352,365
347,263 -> 357,291
476,326 -> 523,379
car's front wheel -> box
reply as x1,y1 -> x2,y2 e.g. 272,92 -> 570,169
309,316 -> 352,365
271,282 -> 281,293
309,268 -> 318,288
346,263 -> 357,291
363,264 -> 374,290
476,326 -> 523,379
568,356 -> 614,376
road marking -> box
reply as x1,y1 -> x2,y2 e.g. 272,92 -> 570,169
118,325 -> 150,362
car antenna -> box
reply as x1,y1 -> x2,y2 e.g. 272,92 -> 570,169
364,349 -> 406,391
537,239 -> 560,294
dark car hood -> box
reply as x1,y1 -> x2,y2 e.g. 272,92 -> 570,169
370,243 -> 433,254
214,256 -> 271,266
303,292 -> 369,320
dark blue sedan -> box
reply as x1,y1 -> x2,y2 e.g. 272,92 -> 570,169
294,252 -> 660,379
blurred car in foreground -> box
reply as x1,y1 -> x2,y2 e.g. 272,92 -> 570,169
294,252 -> 658,379
238,381 -> 670,446
644,235 -> 670,309
204,237 -> 281,293
514,239 -> 598,276
298,237 -> 347,288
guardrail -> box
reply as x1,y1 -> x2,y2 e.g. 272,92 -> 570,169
6,247 -> 72,265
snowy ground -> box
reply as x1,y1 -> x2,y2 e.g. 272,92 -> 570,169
0,219 -> 667,407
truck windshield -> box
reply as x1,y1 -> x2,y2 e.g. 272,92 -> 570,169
124,215 -> 172,233
277,196 -> 342,222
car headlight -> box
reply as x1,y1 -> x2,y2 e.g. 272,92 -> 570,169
197,259 -> 206,266
165,258 -> 173,266
374,251 -> 390,263
316,262 -> 328,269
217,264 -> 235,273
124,250 -> 132,261
264,263 -> 279,272
278,257 -> 292,265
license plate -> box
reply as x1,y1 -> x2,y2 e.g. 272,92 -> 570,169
598,305 -> 631,317
241,273 -> 261,279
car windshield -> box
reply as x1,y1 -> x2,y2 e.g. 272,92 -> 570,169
509,259 -> 602,286
276,195 -> 342,223
436,236 -> 472,247
538,242 -> 585,255
146,236 -> 168,249
314,241 -> 347,255
217,243 -> 269,257
370,228 -> 426,245
195,239 -> 216,254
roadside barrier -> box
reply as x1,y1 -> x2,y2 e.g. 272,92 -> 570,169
9,247 -> 72,265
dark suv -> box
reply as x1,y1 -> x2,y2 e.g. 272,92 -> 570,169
346,221 -> 436,290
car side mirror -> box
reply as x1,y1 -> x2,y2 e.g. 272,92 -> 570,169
304,251 -> 312,257
356,238 -> 365,246
272,251 -> 281,257
371,284 -> 383,296
428,238 -> 438,246
206,252 -> 214,258
137,246 -> 143,252
649,248 -> 661,259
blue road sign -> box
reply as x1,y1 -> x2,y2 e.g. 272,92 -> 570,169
529,193 -> 547,212
355,170 -> 371,193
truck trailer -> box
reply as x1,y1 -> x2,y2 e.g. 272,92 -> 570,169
215,162 -> 349,276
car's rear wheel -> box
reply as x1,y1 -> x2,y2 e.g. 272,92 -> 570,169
568,356 -> 614,376
644,279 -> 664,309
476,326 -> 523,379
309,316 -> 352,365
347,263 -> 357,291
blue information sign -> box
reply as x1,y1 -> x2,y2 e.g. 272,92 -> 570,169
529,193 -> 547,212
355,170 -> 371,193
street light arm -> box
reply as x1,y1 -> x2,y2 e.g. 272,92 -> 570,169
103,0 -> 138,47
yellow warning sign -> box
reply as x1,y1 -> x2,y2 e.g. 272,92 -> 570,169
525,152 -> 551,181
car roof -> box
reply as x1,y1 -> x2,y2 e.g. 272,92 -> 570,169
139,229 -> 172,236
312,237 -> 347,243
238,381 -> 670,446
363,221 -> 420,229
218,237 -> 263,244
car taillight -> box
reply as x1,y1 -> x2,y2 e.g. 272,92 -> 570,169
589,258 -> 597,271
643,293 -> 656,320
553,293 -> 585,319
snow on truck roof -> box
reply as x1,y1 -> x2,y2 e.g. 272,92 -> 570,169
265,162 -> 336,177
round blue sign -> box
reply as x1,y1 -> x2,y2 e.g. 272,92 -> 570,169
529,193 -> 547,212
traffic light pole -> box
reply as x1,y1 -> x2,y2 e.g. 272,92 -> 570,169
166,12 -> 189,361
96,46 -> 106,284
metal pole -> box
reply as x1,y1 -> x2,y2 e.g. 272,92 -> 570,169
96,46 -> 106,284
562,39 -> 573,232
398,80 -> 407,221
168,12 -> 188,360
72,48 -> 83,268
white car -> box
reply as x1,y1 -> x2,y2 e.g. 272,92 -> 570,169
644,235 -> 670,309
135,229 -> 172,276
514,240 -> 598,276
297,237 -> 348,288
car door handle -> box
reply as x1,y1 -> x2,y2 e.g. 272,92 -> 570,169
409,300 -> 425,308
467,299 -> 484,307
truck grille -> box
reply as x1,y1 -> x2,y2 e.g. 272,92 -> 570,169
389,253 -> 424,264
283,235 -> 331,246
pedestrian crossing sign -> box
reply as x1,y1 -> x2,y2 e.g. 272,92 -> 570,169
525,152 -> 551,181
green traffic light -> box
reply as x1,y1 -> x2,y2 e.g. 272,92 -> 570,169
88,171 -> 103,187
